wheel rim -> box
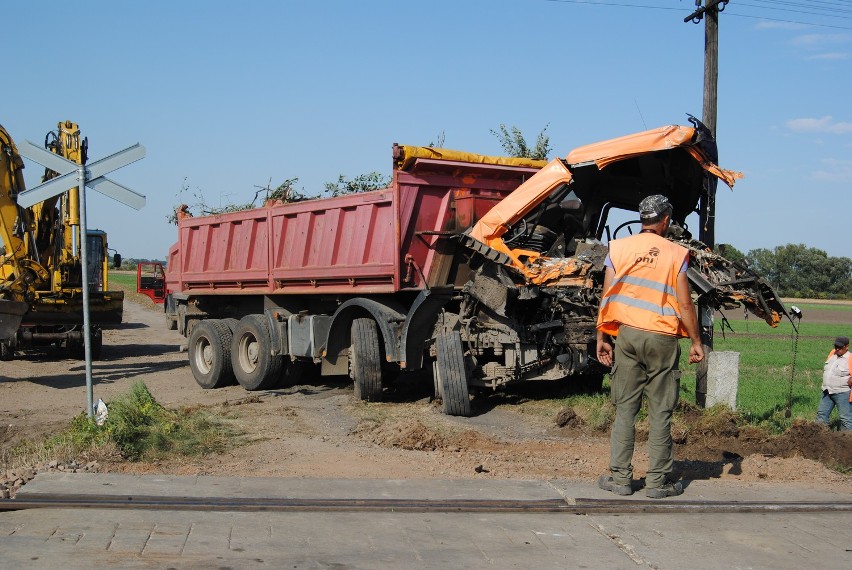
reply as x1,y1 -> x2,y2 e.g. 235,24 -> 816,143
194,337 -> 213,375
238,333 -> 259,374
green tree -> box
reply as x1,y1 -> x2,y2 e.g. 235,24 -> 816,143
715,243 -> 746,265
745,244 -> 852,299
490,124 -> 551,160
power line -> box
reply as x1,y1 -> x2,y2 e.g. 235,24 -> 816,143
737,0 -> 852,18
543,0 -> 681,10
725,9 -> 852,27
543,0 -> 852,29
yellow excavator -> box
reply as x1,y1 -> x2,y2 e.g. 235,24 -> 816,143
0,121 -> 123,360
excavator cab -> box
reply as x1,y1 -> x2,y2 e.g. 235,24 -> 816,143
86,230 -> 109,291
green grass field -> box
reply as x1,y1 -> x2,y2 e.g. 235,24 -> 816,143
108,271 -> 136,290
677,316 -> 847,431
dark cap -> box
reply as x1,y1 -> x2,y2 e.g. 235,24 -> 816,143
638,194 -> 673,220
834,336 -> 849,348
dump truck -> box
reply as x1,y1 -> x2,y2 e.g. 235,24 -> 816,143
0,121 -> 123,360
147,118 -> 787,416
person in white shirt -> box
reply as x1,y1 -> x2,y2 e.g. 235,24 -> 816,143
817,336 -> 852,431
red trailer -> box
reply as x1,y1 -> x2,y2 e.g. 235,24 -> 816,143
148,122 -> 787,416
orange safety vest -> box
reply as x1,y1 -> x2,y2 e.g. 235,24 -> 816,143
597,232 -> 689,338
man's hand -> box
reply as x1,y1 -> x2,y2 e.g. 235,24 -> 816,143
689,341 -> 704,364
597,333 -> 614,367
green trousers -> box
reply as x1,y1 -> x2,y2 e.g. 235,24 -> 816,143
608,325 -> 681,488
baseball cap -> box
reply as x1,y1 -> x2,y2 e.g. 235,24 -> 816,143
834,336 -> 849,348
638,194 -> 673,220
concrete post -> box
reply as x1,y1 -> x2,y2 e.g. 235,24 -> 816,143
706,351 -> 739,409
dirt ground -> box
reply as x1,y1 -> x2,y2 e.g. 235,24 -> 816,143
2,296 -> 851,494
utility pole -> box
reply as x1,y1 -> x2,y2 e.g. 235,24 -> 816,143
685,0 -> 726,407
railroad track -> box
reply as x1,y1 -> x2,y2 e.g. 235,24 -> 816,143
3,494 -> 851,514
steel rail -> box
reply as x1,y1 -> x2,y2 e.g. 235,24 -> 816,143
3,494 -> 851,514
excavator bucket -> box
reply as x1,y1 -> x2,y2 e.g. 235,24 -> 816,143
0,299 -> 28,340
23,291 -> 124,326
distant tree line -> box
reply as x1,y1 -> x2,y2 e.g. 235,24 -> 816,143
716,243 -> 852,300
116,258 -> 166,271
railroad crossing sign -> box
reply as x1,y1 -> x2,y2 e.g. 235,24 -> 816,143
17,138 -> 146,418
17,140 -> 146,209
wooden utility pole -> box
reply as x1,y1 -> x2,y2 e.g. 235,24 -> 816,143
685,0 -> 724,407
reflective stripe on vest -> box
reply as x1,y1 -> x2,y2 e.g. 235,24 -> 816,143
597,233 -> 689,338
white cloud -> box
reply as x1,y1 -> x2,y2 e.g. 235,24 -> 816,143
792,33 -> 851,47
755,21 -> 807,31
786,116 -> 852,135
806,52 -> 850,61
812,158 -> 852,182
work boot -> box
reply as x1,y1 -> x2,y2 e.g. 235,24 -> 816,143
645,478 -> 683,499
597,475 -> 633,496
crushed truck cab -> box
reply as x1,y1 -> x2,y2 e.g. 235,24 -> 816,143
159,118 -> 786,416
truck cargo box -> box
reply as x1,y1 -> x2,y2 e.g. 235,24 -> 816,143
166,150 -> 545,297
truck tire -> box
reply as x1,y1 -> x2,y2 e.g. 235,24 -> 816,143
0,341 -> 13,361
188,320 -> 235,389
350,318 -> 383,402
431,361 -> 443,402
435,331 -> 472,417
90,328 -> 103,361
68,328 -> 102,360
177,305 -> 187,336
231,314 -> 283,391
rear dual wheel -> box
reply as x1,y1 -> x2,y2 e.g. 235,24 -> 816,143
188,320 -> 235,389
231,315 -> 284,391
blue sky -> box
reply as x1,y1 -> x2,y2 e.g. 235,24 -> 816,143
4,0 -> 850,260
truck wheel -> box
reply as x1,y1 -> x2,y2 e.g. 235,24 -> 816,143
188,320 -> 235,389
231,315 -> 283,391
177,305 -> 187,336
431,361 -> 443,402
221,318 -> 240,333
350,318 -> 383,402
0,341 -> 14,361
90,328 -> 103,361
435,331 -> 472,417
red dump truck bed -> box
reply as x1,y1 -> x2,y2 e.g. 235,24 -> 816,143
166,152 -> 544,297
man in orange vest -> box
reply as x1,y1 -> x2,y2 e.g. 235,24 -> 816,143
595,194 -> 704,498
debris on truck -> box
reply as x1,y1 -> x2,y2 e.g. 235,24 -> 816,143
147,118 -> 787,416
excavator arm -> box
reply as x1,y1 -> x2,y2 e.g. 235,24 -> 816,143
0,124 -> 50,302
0,124 -> 36,339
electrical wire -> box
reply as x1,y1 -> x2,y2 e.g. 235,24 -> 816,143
543,0 -> 852,29
736,0 -> 852,19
